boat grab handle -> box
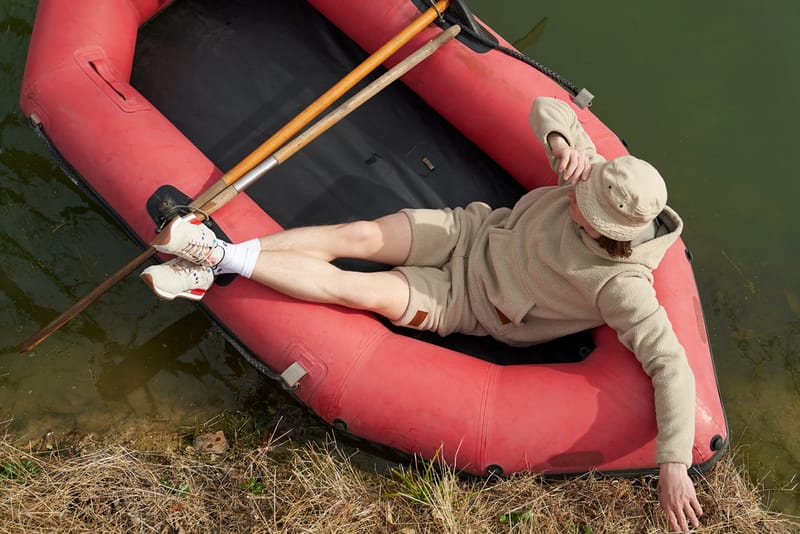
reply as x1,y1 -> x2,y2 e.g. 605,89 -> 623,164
280,361 -> 309,389
74,46 -> 150,113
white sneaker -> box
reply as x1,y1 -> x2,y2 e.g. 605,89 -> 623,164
152,214 -> 224,266
140,258 -> 215,301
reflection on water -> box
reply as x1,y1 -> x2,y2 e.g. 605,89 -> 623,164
711,277 -> 800,514
510,16 -> 548,52
2,0 -> 800,517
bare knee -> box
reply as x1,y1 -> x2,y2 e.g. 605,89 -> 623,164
336,214 -> 411,265
336,220 -> 384,256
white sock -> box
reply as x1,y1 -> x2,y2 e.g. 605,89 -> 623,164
213,238 -> 261,278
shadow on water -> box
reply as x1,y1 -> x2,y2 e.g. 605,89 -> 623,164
94,311 -> 224,402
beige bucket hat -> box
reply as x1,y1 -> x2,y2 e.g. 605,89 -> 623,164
575,155 -> 667,241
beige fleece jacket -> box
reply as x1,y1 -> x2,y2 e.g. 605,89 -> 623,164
466,97 -> 695,466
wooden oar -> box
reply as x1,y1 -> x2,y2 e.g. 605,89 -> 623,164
20,24 -> 461,352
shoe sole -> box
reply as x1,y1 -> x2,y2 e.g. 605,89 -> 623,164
152,215 -> 180,250
140,272 -> 206,301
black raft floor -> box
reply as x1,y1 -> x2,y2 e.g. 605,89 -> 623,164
130,0 -> 593,364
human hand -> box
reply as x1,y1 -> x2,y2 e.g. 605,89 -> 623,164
547,133 -> 592,185
658,462 -> 703,533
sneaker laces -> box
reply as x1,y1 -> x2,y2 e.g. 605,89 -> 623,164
174,239 -> 218,265
167,260 -> 201,274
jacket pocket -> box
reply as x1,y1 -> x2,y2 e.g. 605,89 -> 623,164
482,227 -> 536,329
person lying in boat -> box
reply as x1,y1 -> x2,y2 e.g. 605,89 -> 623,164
140,96 -> 702,533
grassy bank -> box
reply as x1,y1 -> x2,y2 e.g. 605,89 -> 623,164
0,417 -> 796,533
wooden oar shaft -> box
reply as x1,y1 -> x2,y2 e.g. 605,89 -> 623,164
19,21 -> 459,353
190,0 -> 450,209
19,247 -> 158,352
274,26 -> 461,166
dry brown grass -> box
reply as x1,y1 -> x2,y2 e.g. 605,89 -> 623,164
0,421 -> 796,534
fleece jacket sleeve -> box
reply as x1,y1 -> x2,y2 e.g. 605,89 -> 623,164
529,96 -> 604,182
597,273 -> 696,466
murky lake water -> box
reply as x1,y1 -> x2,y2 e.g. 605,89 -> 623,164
2,0 -> 799,516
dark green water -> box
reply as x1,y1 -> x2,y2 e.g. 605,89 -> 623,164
2,0 -> 798,516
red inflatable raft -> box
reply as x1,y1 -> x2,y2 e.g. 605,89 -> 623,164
20,0 -> 727,476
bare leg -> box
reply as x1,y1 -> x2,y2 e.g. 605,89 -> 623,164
257,212 -> 412,264
248,213 -> 413,320
249,251 -> 410,320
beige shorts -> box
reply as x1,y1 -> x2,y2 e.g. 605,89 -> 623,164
391,202 -> 491,337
